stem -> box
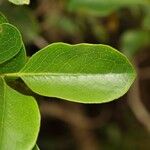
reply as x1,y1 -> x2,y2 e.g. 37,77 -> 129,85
128,59 -> 150,132
3,73 -> 20,77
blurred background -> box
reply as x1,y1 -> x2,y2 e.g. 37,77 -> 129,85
1,0 -> 150,149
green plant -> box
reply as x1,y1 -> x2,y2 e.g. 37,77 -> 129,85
0,11 -> 136,150
0,6 -> 136,150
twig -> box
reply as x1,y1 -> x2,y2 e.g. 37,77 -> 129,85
33,36 -> 49,49
127,60 -> 150,132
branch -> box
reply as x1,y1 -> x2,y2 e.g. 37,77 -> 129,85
127,60 -> 150,132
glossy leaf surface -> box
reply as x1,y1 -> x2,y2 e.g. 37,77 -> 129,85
0,77 -> 40,150
18,43 -> 136,103
0,23 -> 22,64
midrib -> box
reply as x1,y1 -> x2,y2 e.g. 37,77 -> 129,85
3,72 -> 130,77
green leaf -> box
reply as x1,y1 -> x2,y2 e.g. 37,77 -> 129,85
0,23 -> 22,64
0,45 -> 26,74
8,0 -> 30,5
120,30 -> 150,57
16,43 -> 136,103
0,77 -> 40,150
0,12 -> 8,24
33,145 -> 40,150
68,0 -> 148,16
